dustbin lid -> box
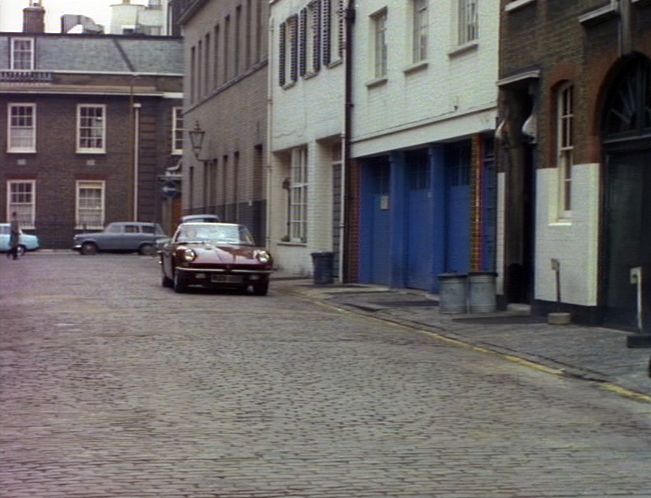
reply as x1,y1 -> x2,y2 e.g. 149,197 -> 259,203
438,273 -> 468,279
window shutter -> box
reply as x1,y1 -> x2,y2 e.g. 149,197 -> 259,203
290,16 -> 298,82
299,8 -> 307,77
312,0 -> 322,72
322,0 -> 331,66
279,21 -> 286,86
337,0 -> 345,59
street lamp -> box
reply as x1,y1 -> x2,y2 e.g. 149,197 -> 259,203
188,121 -> 205,160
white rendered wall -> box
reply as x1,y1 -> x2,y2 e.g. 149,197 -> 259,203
351,0 -> 499,158
268,0 -> 345,276
535,164 -> 600,306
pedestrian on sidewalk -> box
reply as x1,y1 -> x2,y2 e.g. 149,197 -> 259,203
8,211 -> 20,260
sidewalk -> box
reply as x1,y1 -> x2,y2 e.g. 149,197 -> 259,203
274,275 -> 651,401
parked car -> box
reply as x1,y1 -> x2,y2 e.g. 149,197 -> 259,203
73,222 -> 167,255
180,214 -> 221,223
0,223 -> 40,256
159,222 -> 273,295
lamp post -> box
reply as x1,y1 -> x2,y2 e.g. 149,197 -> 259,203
188,121 -> 205,160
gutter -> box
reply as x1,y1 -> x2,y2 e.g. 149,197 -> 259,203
342,0 -> 355,283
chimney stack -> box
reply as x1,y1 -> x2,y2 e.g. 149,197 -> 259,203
23,2 -> 46,33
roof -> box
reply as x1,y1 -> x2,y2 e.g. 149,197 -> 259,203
0,33 -> 183,75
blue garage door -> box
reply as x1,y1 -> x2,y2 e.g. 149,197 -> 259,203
406,150 -> 433,289
367,160 -> 391,285
446,143 -> 471,274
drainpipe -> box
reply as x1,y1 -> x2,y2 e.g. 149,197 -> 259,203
132,102 -> 141,221
342,0 -> 355,282
265,18 -> 274,250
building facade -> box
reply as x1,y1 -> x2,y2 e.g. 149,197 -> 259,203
0,20 -> 183,247
268,0 -> 346,277
179,0 -> 269,245
498,0 -> 651,332
350,0 -> 499,292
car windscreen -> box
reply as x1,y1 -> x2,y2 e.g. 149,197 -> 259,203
176,225 -> 254,245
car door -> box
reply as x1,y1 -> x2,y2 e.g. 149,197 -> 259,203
122,224 -> 141,251
0,224 -> 9,251
98,223 -> 123,250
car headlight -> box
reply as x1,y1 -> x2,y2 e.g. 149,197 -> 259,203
255,250 -> 271,264
182,248 -> 197,262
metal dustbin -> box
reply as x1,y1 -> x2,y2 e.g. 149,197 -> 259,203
438,273 -> 468,313
311,251 -> 334,285
468,271 -> 497,313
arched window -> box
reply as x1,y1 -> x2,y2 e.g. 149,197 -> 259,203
602,56 -> 651,142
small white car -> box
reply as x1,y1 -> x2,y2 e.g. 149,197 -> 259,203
0,223 -> 40,256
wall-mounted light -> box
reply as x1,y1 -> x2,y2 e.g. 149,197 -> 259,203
188,121 -> 205,160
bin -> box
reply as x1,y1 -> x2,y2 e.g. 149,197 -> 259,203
438,273 -> 468,313
468,272 -> 497,313
311,251 -> 334,285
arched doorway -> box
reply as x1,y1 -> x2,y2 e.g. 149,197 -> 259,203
601,55 -> 651,331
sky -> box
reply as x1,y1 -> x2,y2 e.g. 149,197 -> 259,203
0,0 -> 148,33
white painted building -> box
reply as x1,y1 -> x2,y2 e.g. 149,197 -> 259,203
110,0 -> 170,35
350,0 -> 500,292
268,0 -> 346,277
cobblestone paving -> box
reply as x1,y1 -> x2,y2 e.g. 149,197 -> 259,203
1,254 -> 650,497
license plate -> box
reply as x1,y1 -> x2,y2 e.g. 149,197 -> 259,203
211,274 -> 243,283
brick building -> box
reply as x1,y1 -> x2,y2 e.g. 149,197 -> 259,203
178,0 -> 269,245
498,0 -> 651,332
0,9 -> 183,248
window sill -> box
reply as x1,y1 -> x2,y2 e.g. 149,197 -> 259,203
303,71 -> 318,80
7,149 -> 36,154
448,40 -> 479,58
75,225 -> 103,230
278,240 -> 307,247
549,220 -> 572,227
327,58 -> 343,69
282,81 -> 296,90
403,60 -> 428,75
172,151 -> 183,156
504,0 -> 536,12
578,3 -> 618,26
365,76 -> 388,89
76,150 -> 106,155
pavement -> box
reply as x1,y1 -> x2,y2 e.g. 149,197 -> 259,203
275,275 -> 651,401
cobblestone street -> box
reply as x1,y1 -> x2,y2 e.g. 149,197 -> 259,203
1,253 -> 650,497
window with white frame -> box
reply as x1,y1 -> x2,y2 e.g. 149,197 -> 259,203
7,103 -> 36,153
457,0 -> 478,45
77,104 -> 106,153
76,181 -> 105,229
412,0 -> 428,63
299,1 -> 321,76
280,15 -> 298,85
10,38 -> 34,70
289,147 -> 308,242
323,0 -> 344,65
372,9 -> 388,79
7,180 -> 36,228
557,83 -> 574,218
172,107 -> 183,155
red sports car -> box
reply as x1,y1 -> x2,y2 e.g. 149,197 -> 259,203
159,222 -> 273,295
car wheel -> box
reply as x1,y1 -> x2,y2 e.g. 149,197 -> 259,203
139,243 -> 155,256
252,281 -> 269,296
173,270 -> 187,293
16,245 -> 26,257
80,242 -> 98,255
161,271 -> 173,288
